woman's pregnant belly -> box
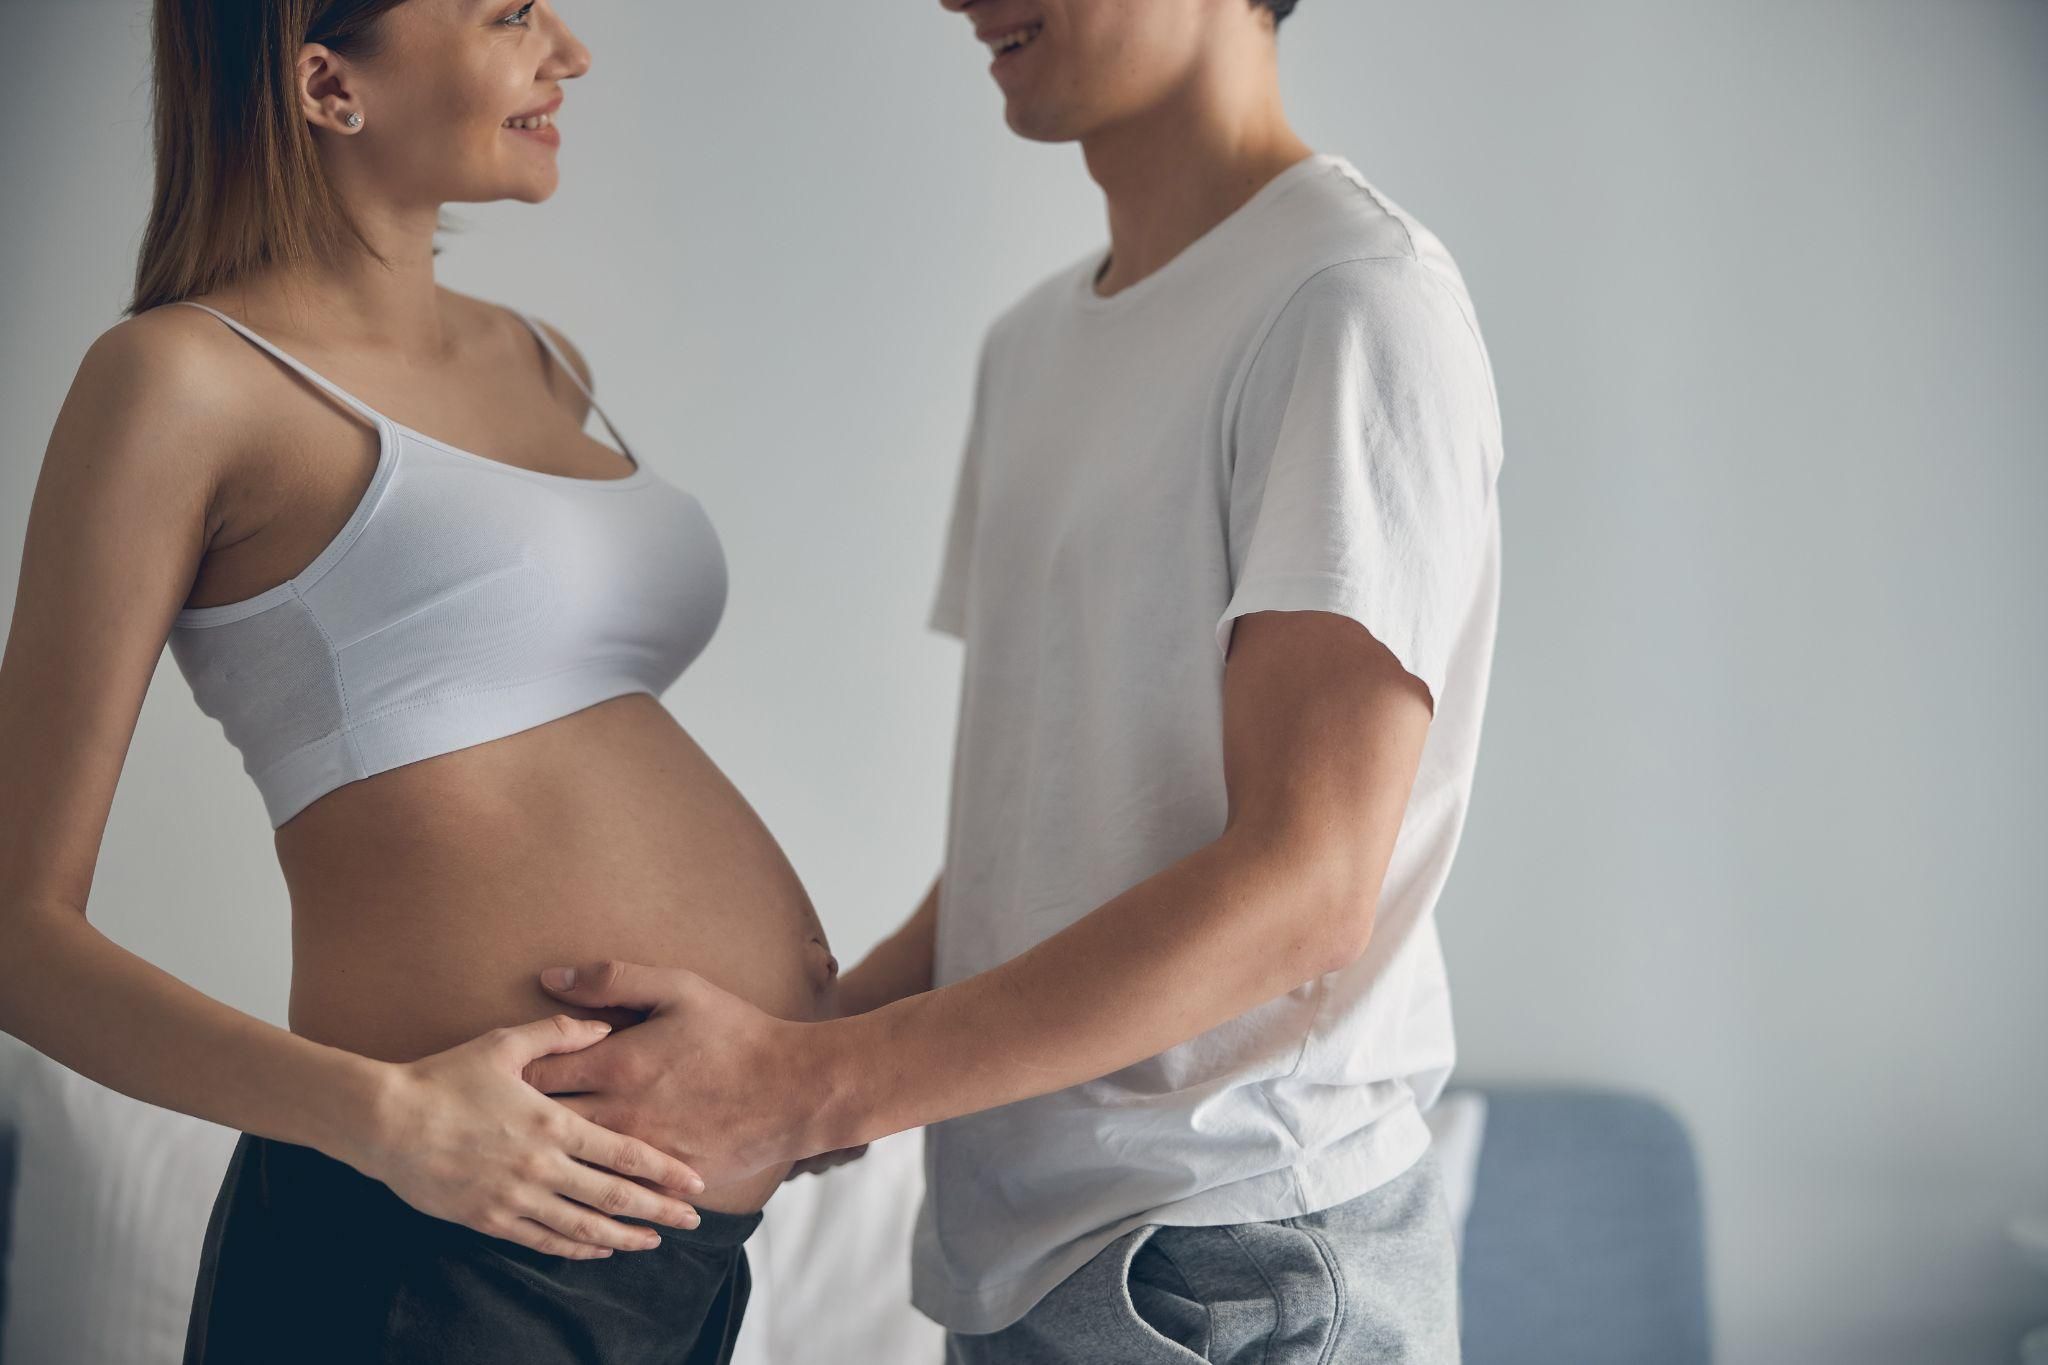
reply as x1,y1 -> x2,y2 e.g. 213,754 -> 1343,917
273,693 -> 838,1213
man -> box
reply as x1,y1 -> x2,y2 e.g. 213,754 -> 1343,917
525,0 -> 1502,1358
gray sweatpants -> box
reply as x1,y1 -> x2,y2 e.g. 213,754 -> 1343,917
945,1146 -> 1460,1364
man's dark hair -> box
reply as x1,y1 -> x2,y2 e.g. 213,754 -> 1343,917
1253,0 -> 1298,27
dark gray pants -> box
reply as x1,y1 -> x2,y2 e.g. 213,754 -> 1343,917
183,1132 -> 761,1365
947,1146 -> 1460,1364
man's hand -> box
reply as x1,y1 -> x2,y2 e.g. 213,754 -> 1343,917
520,960 -> 832,1188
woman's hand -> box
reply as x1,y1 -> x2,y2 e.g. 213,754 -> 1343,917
341,1014 -> 710,1259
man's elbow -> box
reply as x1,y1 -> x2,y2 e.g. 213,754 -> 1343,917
1305,855 -> 1382,977
1229,822 -> 1387,980
1313,909 -> 1376,977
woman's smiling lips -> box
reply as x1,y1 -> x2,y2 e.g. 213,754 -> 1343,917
503,93 -> 563,147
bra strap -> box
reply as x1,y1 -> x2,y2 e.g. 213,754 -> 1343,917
171,301 -> 392,434
513,311 -> 640,467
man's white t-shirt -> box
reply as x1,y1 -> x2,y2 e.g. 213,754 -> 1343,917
917,151 -> 1504,1335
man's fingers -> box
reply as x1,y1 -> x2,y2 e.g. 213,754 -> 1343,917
521,1048 -> 598,1094
537,959 -> 682,1012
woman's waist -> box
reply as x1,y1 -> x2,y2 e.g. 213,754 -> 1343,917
285,885 -> 836,1062
262,708 -> 827,1215
283,884 -> 832,1216
273,713 -> 839,1059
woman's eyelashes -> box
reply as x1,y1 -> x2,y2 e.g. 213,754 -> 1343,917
500,2 -> 536,29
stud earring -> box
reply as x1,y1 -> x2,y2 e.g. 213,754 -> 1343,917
344,111 -> 363,129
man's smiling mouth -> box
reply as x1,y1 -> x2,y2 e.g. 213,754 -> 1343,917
984,22 -> 1044,59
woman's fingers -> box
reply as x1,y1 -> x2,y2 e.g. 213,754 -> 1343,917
564,1113 -> 706,1195
374,1020 -> 718,1262
505,1215 -> 618,1260
526,1195 -> 664,1252
557,1158 -> 702,1231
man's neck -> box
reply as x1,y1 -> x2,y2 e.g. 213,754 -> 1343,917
1080,58 -> 1313,299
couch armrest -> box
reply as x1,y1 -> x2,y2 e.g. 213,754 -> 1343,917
1459,1084 -> 1711,1365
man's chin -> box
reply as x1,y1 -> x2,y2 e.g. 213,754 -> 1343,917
1003,100 -> 1088,145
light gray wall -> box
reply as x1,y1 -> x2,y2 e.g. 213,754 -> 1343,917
2,2 -> 2042,1361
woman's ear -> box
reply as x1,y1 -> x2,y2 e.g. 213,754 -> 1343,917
296,44 -> 363,134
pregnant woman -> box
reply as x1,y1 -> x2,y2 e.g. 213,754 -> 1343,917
0,2 -> 842,1360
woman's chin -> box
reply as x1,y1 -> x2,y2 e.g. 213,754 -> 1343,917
472,160 -> 562,205
497,175 -> 561,206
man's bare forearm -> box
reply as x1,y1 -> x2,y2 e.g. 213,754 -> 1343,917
831,873 -> 940,1017
1,904 -> 393,1162
809,831 -> 1363,1152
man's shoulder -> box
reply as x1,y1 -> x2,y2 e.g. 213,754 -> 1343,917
1258,154 -> 1478,323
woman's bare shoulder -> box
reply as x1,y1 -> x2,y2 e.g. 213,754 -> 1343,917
49,304 -> 252,491
441,285 -> 596,393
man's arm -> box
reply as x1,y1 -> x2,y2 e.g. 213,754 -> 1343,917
771,878 -> 941,1180
807,606 -> 1432,1153
832,875 -> 940,1017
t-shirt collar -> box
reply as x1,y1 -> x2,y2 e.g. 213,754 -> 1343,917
1070,151 -> 1341,315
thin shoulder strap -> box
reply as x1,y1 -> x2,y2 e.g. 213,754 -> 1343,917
512,310 -> 639,466
171,300 -> 391,432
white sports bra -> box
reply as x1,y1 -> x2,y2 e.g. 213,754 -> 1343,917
166,300 -> 728,829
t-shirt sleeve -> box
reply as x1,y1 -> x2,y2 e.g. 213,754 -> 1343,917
927,331 -> 995,640
1217,256 -> 1500,708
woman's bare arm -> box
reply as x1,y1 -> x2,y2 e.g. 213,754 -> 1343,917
0,312 -> 381,1141
0,310 -> 705,1256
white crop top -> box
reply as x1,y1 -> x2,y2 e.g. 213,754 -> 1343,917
165,300 -> 728,828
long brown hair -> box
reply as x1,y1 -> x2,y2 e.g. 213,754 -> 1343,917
127,0 -> 457,316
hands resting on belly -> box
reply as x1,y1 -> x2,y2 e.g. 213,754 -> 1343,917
335,935 -> 857,1259
332,1012 -> 712,1261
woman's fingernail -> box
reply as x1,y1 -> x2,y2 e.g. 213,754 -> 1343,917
542,966 -> 575,989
